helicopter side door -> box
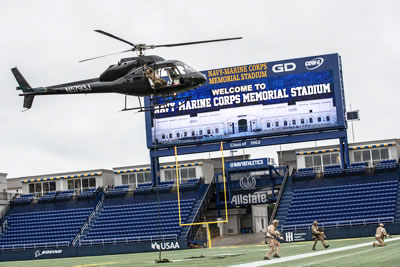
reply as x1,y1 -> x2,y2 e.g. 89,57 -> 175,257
122,67 -> 151,96
145,63 -> 182,90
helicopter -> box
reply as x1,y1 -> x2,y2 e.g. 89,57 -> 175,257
12,30 -> 242,111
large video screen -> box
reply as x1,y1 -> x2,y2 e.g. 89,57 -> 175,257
146,54 -> 345,148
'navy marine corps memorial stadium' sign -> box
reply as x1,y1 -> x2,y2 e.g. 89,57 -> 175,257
145,53 -> 346,153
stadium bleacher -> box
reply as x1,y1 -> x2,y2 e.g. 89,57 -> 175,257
0,179 -> 209,251
77,188 -> 97,200
345,162 -> 368,175
105,185 -> 130,198
276,161 -> 400,231
80,198 -> 196,245
13,193 -> 35,206
323,164 -> 343,178
375,159 -> 398,173
0,206 -> 93,249
293,168 -> 316,180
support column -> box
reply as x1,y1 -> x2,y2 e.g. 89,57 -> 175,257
215,174 -> 221,218
339,134 -> 350,169
150,151 -> 160,185
269,167 -> 276,199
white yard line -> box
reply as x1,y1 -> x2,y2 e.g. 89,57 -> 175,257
298,242 -> 400,267
230,237 -> 400,267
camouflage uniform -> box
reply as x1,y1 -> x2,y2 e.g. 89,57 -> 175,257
373,224 -> 389,247
265,220 -> 281,260
312,221 -> 329,250
143,65 -> 167,88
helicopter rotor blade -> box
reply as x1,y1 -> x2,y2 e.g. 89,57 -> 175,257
78,49 -> 133,62
94,30 -> 136,48
153,37 -> 243,48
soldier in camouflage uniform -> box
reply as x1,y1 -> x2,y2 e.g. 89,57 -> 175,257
312,221 -> 329,250
373,223 -> 389,247
264,219 -> 282,260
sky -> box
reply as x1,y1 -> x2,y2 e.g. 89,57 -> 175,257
0,0 -> 399,178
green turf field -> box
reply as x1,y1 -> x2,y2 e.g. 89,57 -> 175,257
0,236 -> 399,267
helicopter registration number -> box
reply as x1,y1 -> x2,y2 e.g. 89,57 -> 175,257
65,84 -> 92,93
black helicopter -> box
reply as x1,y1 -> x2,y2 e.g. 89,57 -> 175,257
12,30 -> 242,110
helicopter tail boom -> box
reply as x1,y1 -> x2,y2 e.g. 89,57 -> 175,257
11,67 -> 35,109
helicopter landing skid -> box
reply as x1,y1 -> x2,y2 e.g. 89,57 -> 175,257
121,95 -> 192,112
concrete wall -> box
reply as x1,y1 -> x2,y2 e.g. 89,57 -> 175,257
206,208 -> 247,235
0,173 -> 7,192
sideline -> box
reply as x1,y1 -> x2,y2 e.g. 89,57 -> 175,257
230,236 -> 400,267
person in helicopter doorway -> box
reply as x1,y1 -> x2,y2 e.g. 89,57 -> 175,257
143,64 -> 167,88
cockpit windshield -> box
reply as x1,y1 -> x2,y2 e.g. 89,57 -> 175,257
174,61 -> 197,75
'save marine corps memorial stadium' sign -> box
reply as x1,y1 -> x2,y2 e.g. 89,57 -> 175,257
146,54 -> 346,149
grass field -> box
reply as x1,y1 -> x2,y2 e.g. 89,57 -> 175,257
0,236 -> 399,267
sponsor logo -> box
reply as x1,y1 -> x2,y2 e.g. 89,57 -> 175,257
239,175 -> 256,189
229,159 -> 265,169
284,232 -> 307,242
305,57 -> 324,70
272,62 -> 296,73
34,249 -> 62,258
151,241 -> 180,250
65,84 -> 92,93
285,232 -> 294,242
231,192 -> 267,205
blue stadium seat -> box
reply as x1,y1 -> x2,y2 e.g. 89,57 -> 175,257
0,207 -> 92,248
283,180 -> 399,229
81,198 -> 196,245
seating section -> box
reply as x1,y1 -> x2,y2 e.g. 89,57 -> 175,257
106,185 -> 130,198
345,162 -> 368,175
77,188 -> 97,200
324,164 -> 343,178
180,178 -> 201,191
55,190 -> 75,201
282,180 -> 398,231
38,192 -> 57,203
375,160 -> 398,173
80,198 -> 196,245
135,182 -> 153,194
0,207 -> 92,249
13,194 -> 35,206
153,181 -> 174,192
293,168 -> 315,180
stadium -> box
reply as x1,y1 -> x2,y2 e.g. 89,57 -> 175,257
2,1 -> 400,266
1,52 -> 400,266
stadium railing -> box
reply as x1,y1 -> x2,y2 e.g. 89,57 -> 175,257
186,177 -> 215,241
269,166 -> 290,224
0,241 -> 70,251
281,217 -> 395,232
73,194 -> 105,246
78,234 -> 178,246
0,192 -> 17,223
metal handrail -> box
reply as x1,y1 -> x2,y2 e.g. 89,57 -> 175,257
79,234 -> 178,246
280,217 -> 395,232
72,196 -> 104,246
269,166 -> 290,225
185,177 -> 215,240
0,193 -> 17,222
0,241 -> 70,251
